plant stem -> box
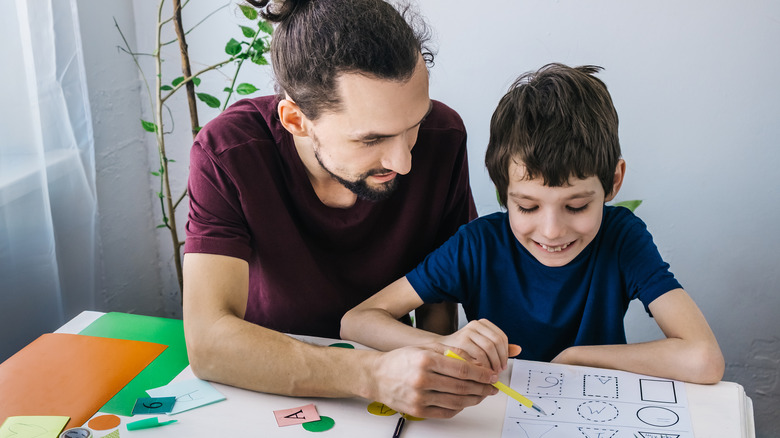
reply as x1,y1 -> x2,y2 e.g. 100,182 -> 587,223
155,0 -> 184,297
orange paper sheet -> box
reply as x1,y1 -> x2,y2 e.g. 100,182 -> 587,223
0,333 -> 166,429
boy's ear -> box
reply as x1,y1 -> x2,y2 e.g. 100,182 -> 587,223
277,98 -> 310,137
604,159 -> 626,202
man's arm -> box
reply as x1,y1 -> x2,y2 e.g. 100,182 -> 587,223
183,253 -> 499,418
551,288 -> 724,384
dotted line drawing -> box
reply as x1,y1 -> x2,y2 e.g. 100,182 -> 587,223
577,401 -> 619,423
583,374 -> 619,399
514,423 -> 558,438
578,426 -> 618,438
527,370 -> 564,396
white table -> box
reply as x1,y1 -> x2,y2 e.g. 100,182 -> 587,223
57,311 -> 755,437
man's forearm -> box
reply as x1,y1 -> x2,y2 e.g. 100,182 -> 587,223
186,313 -> 378,398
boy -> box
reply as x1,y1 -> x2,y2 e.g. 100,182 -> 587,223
341,63 -> 724,384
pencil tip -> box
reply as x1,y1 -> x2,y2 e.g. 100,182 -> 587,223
533,404 -> 548,416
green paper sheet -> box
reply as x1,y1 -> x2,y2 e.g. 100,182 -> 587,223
78,312 -> 189,416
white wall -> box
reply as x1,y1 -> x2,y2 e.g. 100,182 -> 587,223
77,0 -> 779,435
418,1 -> 780,435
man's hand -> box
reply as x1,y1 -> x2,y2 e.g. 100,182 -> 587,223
367,344 -> 500,419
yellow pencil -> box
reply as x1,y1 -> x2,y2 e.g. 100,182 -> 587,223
444,349 -> 547,416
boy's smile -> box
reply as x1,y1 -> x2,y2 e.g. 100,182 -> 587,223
506,161 -> 620,267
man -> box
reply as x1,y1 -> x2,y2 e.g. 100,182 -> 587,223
182,0 -> 498,418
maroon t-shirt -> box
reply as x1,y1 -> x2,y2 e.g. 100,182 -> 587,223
185,95 -> 476,338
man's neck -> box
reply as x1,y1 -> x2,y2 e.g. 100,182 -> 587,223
293,135 -> 358,209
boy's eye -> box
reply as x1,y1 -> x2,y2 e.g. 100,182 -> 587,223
362,138 -> 383,147
516,204 -> 538,214
566,204 -> 589,213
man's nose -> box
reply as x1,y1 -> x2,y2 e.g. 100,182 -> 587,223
380,133 -> 414,175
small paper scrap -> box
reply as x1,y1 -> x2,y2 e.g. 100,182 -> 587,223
0,416 -> 69,438
132,396 -> 176,415
146,378 -> 225,414
274,403 -> 321,427
126,417 -> 177,431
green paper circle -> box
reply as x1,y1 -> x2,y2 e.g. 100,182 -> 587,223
302,416 -> 335,432
328,342 -> 355,349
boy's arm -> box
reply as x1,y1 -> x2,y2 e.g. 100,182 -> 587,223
551,288 -> 724,384
341,277 -> 513,372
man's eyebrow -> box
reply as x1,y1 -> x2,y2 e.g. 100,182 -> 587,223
508,190 -> 597,201
351,101 -> 433,141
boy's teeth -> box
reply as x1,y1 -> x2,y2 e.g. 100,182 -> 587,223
541,243 -> 570,252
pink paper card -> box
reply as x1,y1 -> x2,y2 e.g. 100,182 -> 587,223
273,403 -> 321,427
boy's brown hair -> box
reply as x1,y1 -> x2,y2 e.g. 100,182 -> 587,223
486,63 -> 621,206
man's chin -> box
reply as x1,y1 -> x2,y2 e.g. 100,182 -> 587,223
348,179 -> 398,202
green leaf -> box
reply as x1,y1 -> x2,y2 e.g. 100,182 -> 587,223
239,4 -> 258,20
156,224 -> 168,229
612,199 -> 642,212
197,92 -> 221,108
141,119 -> 157,133
250,51 -> 268,66
258,20 -> 273,35
150,171 -> 160,176
236,83 -> 259,95
168,159 -> 176,163
172,76 -> 184,87
192,77 -> 201,86
195,126 -> 202,134
240,25 -> 257,38
160,85 -> 173,91
225,38 -> 241,56
223,87 -> 233,93
157,191 -> 163,199
251,39 -> 266,52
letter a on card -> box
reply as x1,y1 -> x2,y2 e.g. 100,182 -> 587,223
274,403 -> 321,427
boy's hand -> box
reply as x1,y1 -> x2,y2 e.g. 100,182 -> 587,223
440,319 -> 518,372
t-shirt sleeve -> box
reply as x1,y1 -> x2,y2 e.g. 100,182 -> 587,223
432,115 -> 478,248
407,224 -> 474,305
184,141 -> 252,261
617,210 -> 683,314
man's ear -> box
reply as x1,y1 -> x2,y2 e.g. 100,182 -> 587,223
604,159 -> 626,202
277,99 -> 310,137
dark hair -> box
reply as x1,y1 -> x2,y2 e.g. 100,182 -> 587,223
485,63 -> 621,207
245,0 -> 434,120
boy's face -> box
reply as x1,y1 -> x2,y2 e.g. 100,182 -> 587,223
506,161 -> 620,267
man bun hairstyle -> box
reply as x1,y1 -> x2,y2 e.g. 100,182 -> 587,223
245,0 -> 434,120
485,63 -> 621,207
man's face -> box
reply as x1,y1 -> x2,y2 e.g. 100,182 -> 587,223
506,161 -> 608,267
305,56 -> 432,201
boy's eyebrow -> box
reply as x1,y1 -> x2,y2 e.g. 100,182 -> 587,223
509,190 -> 597,201
350,101 -> 433,141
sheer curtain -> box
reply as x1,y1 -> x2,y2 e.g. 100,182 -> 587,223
0,0 -> 97,361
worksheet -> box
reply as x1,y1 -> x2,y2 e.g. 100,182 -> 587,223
502,360 -> 693,438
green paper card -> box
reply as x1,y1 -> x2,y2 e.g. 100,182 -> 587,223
78,312 -> 189,416
0,416 -> 69,438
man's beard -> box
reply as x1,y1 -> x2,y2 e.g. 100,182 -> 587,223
312,143 -> 400,202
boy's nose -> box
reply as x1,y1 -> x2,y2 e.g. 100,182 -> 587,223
539,212 -> 566,240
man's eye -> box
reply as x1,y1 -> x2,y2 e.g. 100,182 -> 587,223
363,138 -> 382,147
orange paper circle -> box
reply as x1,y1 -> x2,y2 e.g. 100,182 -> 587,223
87,414 -> 121,431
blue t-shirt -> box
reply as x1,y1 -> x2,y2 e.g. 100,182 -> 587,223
406,206 -> 682,362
